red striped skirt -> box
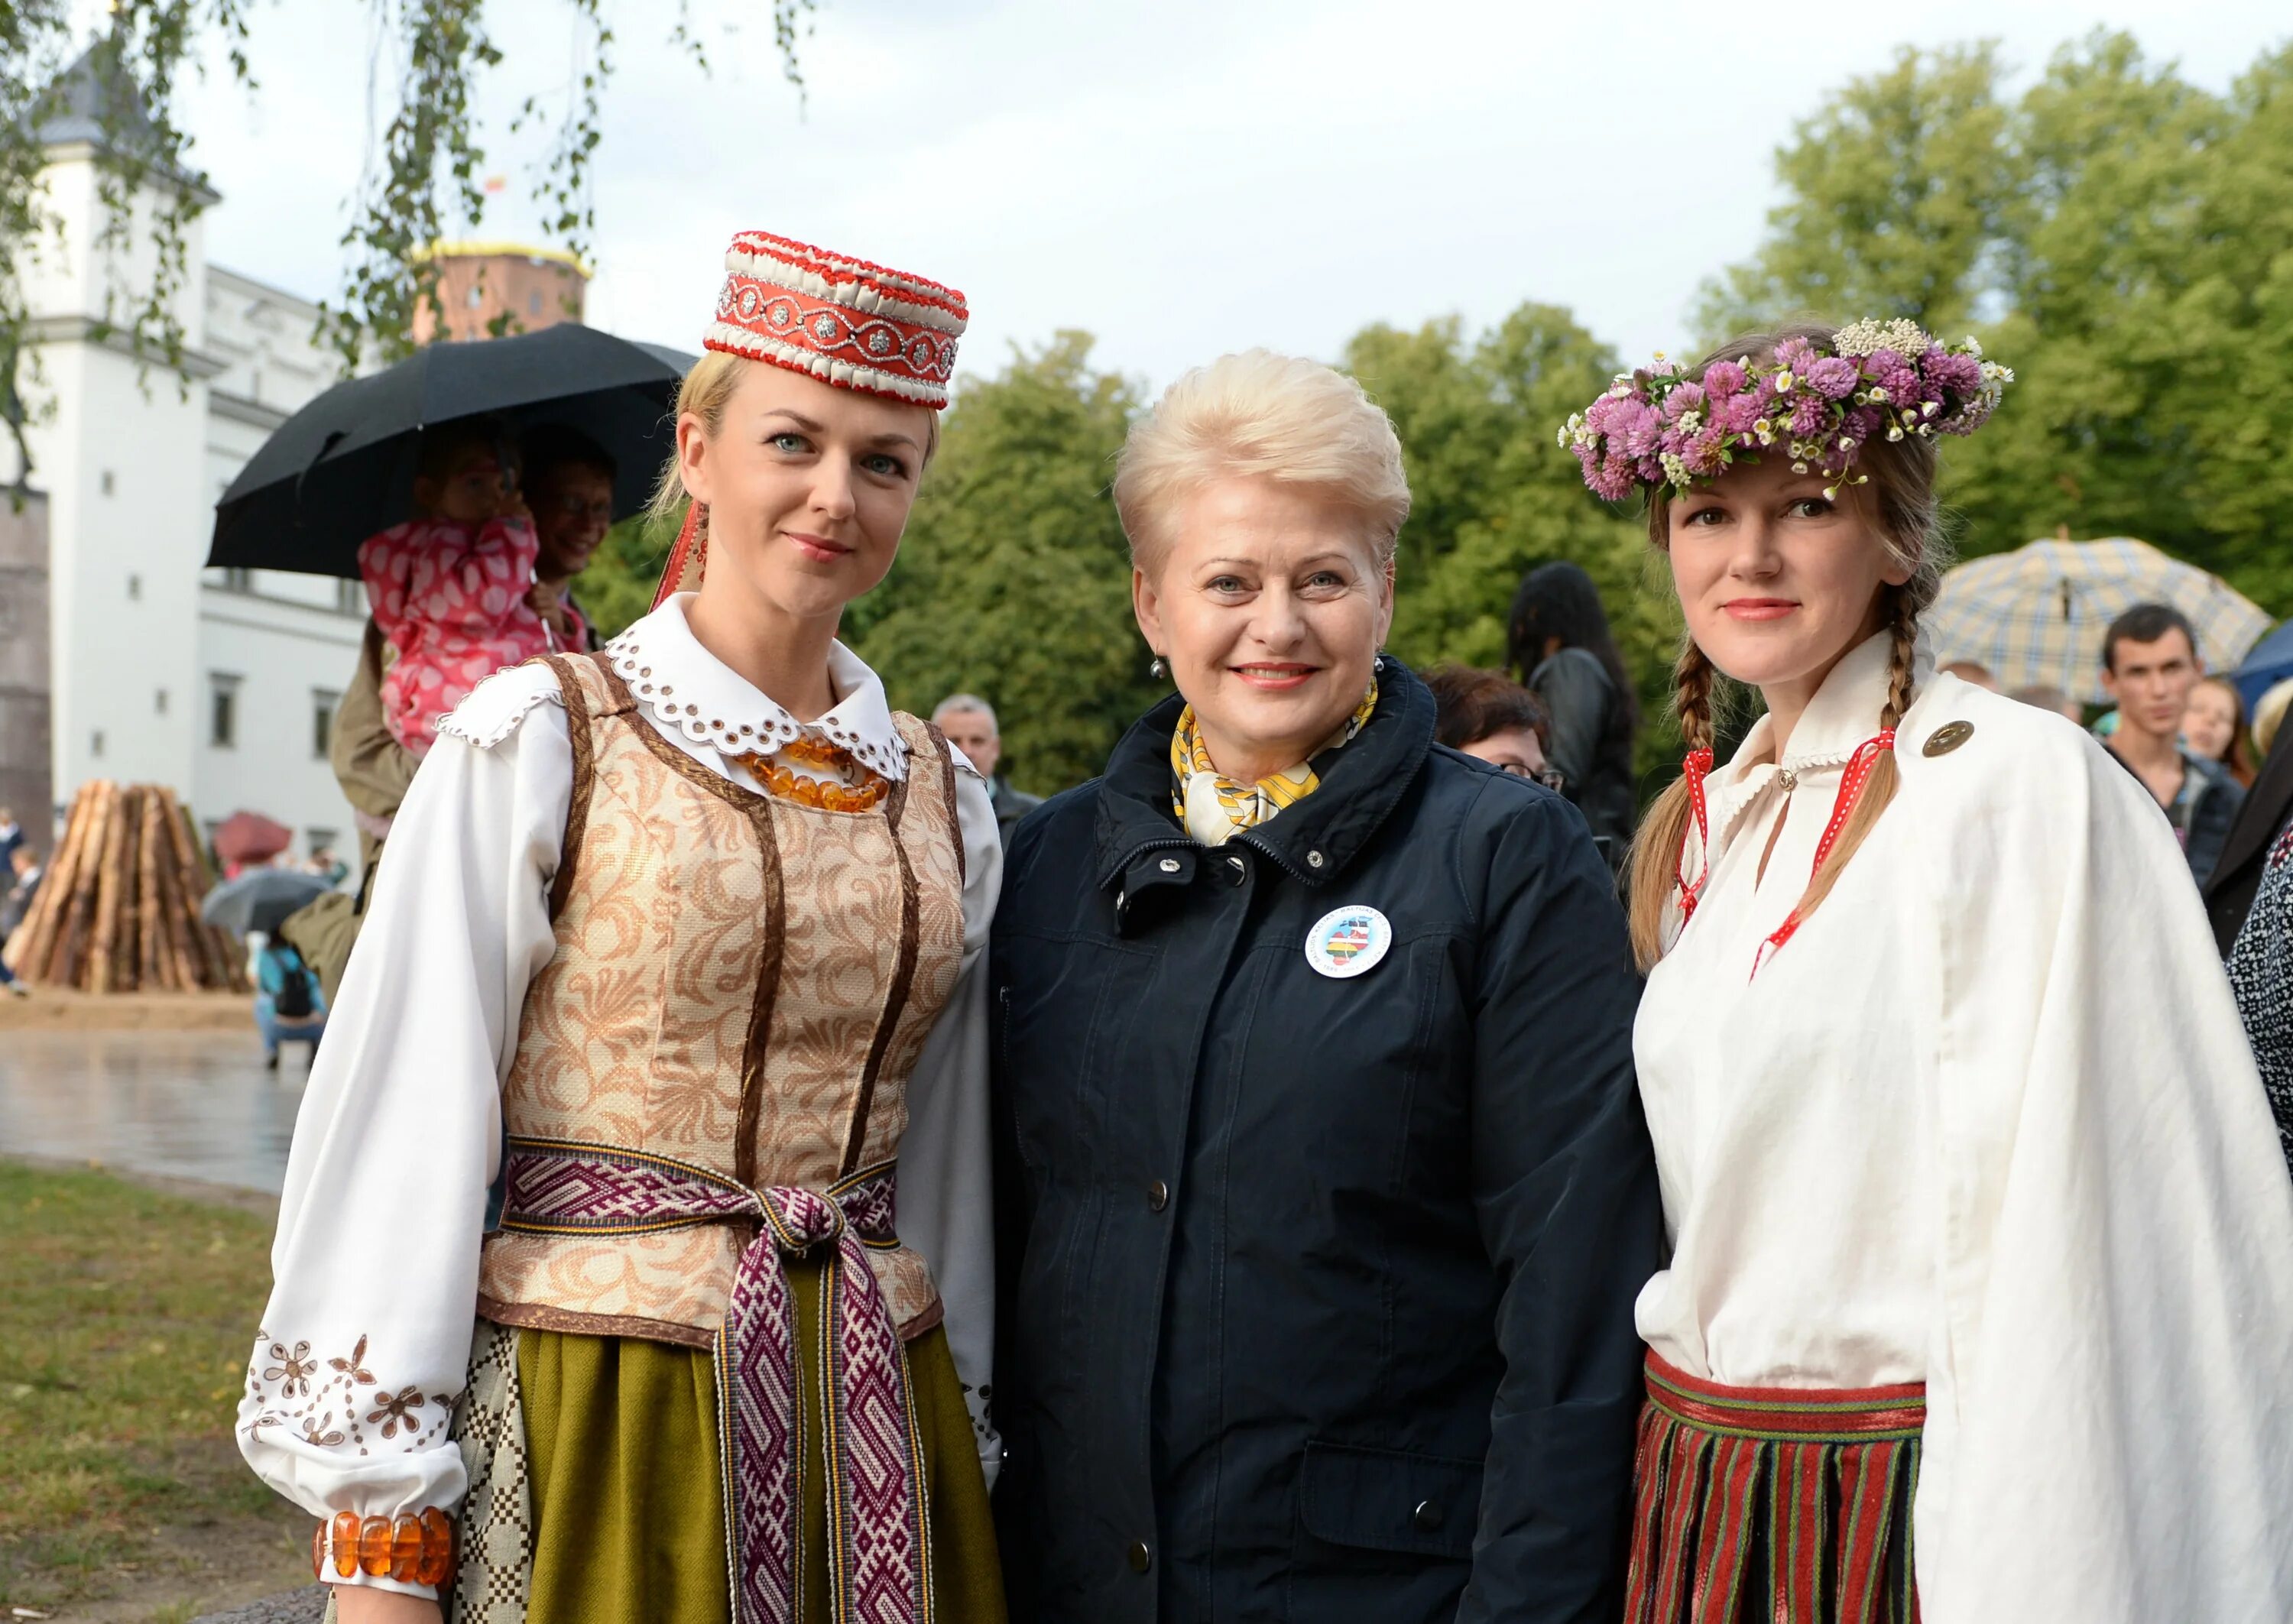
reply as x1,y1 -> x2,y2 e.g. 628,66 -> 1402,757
1623,1351 -> 1924,1624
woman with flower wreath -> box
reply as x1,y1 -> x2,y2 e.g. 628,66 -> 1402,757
235,231 -> 1007,1624
1561,319 -> 2293,1621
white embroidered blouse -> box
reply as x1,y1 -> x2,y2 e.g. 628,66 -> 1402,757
1633,629 -> 2293,1620
235,596 -> 1003,1600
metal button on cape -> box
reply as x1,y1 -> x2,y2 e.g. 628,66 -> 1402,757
1127,1541 -> 1152,1574
1923,720 -> 1975,757
1147,1179 -> 1170,1212
1412,1499 -> 1444,1532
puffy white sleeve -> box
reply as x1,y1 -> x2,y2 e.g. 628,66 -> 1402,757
893,750 -> 1005,1486
235,666 -> 569,1600
1915,723 -> 2293,1622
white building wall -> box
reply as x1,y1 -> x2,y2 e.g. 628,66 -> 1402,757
8,144 -> 368,869
195,267 -> 365,863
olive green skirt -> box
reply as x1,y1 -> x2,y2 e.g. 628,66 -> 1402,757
515,1259 -> 1004,1623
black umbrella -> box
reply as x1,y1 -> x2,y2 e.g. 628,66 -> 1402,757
208,325 -> 694,579
202,868 -> 332,938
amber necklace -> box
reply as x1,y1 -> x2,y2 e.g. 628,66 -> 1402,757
732,731 -> 890,814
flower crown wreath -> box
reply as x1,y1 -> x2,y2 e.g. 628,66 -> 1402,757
1558,319 -> 2013,504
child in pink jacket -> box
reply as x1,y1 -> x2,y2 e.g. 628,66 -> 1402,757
357,423 -> 557,757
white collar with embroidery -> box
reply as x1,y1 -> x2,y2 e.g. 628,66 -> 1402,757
605,594 -> 910,782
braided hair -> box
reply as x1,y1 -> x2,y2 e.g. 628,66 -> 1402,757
1626,323 -> 1951,971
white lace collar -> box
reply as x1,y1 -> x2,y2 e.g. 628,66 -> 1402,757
605,595 -> 910,782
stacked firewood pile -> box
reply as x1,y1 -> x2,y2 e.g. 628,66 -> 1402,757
2,781 -> 250,993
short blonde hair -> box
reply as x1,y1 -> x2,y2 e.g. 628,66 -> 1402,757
1113,349 -> 1410,573
648,350 -> 942,524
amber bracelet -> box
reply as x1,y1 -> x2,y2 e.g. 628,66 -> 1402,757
311,1508 -> 454,1588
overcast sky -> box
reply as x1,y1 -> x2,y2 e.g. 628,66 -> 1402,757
146,0 -> 2291,394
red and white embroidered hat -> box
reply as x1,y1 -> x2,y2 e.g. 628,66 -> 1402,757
704,229 -> 967,410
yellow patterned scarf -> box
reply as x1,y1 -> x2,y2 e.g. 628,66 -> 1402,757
1170,682 -> 1380,846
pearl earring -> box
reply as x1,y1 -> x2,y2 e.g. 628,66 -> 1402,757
1150,656 -> 1166,680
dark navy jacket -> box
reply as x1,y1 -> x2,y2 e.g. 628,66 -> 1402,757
990,661 -> 1662,1623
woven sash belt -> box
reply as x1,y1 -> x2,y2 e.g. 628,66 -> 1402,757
1627,1351 -> 1925,1624
499,1136 -> 930,1624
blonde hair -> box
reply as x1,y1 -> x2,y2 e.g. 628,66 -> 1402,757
2254,676 -> 2293,760
1626,323 -> 1954,972
1113,349 -> 1410,574
647,350 -> 942,524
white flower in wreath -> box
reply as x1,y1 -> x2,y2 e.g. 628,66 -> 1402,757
812,313 -> 840,341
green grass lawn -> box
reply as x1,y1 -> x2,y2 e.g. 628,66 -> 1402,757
0,1161 -> 310,1613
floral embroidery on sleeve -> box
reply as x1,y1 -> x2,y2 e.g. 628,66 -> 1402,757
245,1330 -> 461,1458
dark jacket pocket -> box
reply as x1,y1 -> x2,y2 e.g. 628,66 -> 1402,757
1299,1440 -> 1483,1561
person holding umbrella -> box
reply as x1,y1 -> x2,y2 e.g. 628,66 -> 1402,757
283,425 -> 623,1003
515,423 -> 619,651
237,230 -> 1003,1624
203,867 -> 335,1066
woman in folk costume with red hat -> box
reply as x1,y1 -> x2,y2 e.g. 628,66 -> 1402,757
1560,320 -> 2293,1623
235,232 -> 1006,1624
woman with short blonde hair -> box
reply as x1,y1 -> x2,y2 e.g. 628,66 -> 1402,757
1565,320 -> 2293,1620
992,349 -> 1661,1622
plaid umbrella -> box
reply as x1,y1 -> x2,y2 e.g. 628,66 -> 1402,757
1928,536 -> 2273,705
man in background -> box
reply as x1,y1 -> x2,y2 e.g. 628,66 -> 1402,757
932,692 -> 1039,842
2101,602 -> 2244,885
517,424 -> 618,650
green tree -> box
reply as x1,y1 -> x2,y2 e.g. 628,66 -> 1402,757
1947,34 -> 2230,563
0,0 -> 812,491
1696,42 -> 2017,339
846,332 -> 1153,797
1700,31 -> 2293,618
1345,304 -> 1685,777
576,508 -> 679,642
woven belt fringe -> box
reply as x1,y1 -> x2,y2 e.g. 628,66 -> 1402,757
500,1137 -> 931,1624
1624,1351 -> 1924,1624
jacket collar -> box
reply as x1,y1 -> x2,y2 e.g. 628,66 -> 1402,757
604,593 -> 910,781
1093,656 -> 1437,892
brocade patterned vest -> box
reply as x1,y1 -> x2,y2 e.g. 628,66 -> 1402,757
475,651 -> 967,1347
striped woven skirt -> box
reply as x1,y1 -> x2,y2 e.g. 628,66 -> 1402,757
1623,1351 -> 1924,1624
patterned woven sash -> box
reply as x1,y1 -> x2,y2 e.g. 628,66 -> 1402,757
500,1137 -> 930,1624
1626,1351 -> 1925,1624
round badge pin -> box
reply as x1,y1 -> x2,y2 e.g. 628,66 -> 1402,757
1305,904 -> 1393,980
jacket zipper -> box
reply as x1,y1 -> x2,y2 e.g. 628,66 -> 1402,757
1234,831 -> 1312,882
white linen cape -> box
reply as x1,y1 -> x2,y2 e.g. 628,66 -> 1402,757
1634,630 -> 2293,1621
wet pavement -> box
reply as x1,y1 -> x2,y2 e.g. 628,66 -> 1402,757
193,1587 -> 328,1623
0,1029 -> 313,1194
